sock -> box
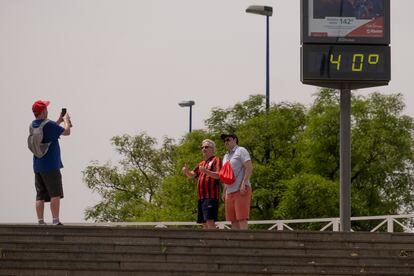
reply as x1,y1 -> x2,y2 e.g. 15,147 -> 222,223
52,217 -> 60,225
38,219 -> 46,225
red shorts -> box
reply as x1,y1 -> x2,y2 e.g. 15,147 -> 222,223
225,186 -> 251,222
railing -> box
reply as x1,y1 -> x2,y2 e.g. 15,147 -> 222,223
89,214 -> 414,233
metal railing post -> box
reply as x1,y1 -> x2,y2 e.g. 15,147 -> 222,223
277,221 -> 284,231
387,217 -> 394,233
333,219 -> 340,232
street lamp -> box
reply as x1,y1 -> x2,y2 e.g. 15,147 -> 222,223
178,100 -> 195,133
246,5 -> 273,111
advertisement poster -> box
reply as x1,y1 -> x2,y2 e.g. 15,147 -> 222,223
308,0 -> 385,39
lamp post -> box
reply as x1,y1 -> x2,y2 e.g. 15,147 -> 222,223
178,100 -> 195,133
246,5 -> 273,111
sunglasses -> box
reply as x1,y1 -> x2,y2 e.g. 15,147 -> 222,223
224,138 -> 232,142
200,146 -> 210,149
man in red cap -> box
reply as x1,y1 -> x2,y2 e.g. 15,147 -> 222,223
30,100 -> 71,225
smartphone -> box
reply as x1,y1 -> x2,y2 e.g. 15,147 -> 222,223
61,108 -> 73,127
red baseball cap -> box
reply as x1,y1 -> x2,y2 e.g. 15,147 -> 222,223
32,100 -> 50,114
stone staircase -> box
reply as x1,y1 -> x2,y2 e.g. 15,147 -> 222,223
0,224 -> 414,275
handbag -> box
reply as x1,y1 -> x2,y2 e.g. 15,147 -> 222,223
219,161 -> 236,185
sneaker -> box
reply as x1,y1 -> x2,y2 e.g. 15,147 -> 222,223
53,222 -> 64,226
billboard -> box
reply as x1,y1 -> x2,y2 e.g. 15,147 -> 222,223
301,0 -> 390,44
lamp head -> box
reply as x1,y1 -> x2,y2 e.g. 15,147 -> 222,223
178,100 -> 195,107
246,5 -> 273,17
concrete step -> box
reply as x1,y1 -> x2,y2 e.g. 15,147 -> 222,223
3,269 -> 414,276
1,224 -> 414,275
1,248 -> 413,266
2,228 -> 414,250
0,240 -> 412,258
1,225 -> 414,244
1,259 -> 414,274
1,234 -> 413,261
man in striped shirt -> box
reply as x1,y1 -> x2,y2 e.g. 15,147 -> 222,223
182,139 -> 221,229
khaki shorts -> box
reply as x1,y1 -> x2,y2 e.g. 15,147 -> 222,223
225,186 -> 251,222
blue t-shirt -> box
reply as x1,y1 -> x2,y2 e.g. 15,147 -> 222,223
32,119 -> 65,173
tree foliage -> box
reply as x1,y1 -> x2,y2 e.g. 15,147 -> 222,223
83,89 -> 414,231
83,133 -> 175,222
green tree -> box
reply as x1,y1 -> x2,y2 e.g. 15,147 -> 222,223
205,94 -> 265,134
351,92 -> 414,216
276,174 -> 339,229
298,89 -> 414,223
298,89 -> 341,180
238,103 -> 307,219
82,133 -> 175,222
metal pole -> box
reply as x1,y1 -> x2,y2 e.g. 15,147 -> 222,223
266,15 -> 270,111
340,88 -> 351,232
263,15 -> 271,162
189,105 -> 192,133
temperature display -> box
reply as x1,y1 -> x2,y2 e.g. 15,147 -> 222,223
301,44 -> 390,82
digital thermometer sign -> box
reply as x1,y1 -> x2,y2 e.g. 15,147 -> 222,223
301,44 -> 390,83
300,0 -> 390,89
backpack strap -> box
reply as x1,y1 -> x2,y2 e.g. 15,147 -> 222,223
29,119 -> 50,136
39,119 -> 50,128
30,119 -> 50,130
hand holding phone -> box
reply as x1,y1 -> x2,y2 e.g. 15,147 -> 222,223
61,108 -> 72,127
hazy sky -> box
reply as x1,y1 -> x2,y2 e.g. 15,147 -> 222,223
1,0 -> 413,223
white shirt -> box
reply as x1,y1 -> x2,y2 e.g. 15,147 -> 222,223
223,145 -> 251,194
